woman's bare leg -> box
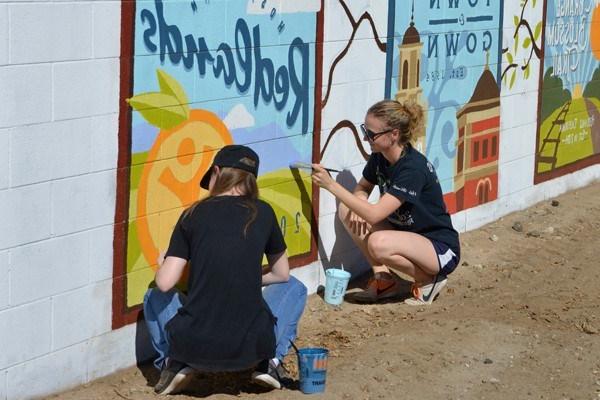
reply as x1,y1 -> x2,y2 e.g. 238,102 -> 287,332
367,230 -> 439,285
337,203 -> 388,270
337,204 -> 403,302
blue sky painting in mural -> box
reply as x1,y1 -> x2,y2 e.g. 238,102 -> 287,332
387,0 -> 504,194
544,0 -> 597,92
131,0 -> 317,174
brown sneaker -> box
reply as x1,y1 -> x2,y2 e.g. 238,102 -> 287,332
352,272 -> 402,303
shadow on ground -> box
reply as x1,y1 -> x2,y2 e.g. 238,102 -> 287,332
137,362 -> 302,397
315,269 -> 413,305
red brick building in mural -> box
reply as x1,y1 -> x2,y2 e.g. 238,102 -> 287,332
451,64 -> 500,212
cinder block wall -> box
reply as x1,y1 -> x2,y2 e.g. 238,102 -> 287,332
1,1 -> 600,399
0,2 -> 130,399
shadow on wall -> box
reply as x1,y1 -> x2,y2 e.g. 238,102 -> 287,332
135,300 -> 160,382
318,170 -> 371,289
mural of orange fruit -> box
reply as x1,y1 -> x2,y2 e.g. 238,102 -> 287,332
592,4 -> 600,61
128,70 -> 233,269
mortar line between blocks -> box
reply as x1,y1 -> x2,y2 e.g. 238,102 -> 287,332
6,4 -> 10,65
7,127 -> 11,189
51,63 -> 55,122
50,294 -> 55,351
7,251 -> 11,308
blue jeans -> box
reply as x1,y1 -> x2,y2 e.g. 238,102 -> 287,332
143,276 -> 308,370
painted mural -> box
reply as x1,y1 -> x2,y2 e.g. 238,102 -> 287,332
535,0 -> 600,183
501,0 -> 543,90
318,1 -> 388,164
113,0 -> 322,327
386,0 -> 504,213
111,0 -> 600,329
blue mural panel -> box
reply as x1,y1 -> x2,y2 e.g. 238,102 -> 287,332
535,0 -> 600,182
113,0 -> 320,327
386,0 -> 504,212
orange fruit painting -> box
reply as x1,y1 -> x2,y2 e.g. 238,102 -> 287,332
135,110 -> 232,270
127,70 -> 233,275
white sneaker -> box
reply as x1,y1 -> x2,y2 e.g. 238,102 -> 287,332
251,360 -> 287,390
404,276 -> 447,305
154,360 -> 195,395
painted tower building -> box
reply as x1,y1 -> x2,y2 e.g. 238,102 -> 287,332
395,2 -> 427,153
454,62 -> 500,211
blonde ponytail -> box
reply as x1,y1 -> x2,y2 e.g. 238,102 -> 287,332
367,100 -> 424,146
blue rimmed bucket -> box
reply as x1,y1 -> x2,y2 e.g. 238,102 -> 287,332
324,268 -> 351,306
297,347 -> 329,394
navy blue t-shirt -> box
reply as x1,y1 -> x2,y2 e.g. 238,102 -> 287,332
362,145 -> 460,258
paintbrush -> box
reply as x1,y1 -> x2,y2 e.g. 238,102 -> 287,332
289,161 -> 341,173
289,339 -> 300,354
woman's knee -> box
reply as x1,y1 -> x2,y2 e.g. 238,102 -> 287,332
288,275 -> 308,299
367,231 -> 391,260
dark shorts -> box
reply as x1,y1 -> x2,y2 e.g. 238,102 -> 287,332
430,239 -> 459,276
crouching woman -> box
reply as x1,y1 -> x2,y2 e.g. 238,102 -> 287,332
143,145 -> 307,395
312,100 -> 460,305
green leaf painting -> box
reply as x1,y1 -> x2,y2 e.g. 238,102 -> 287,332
127,69 -> 191,130
127,93 -> 188,129
502,0 -> 543,89
534,22 -> 542,41
156,69 -> 190,115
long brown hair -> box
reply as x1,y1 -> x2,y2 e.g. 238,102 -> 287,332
367,100 -> 424,146
184,167 -> 259,235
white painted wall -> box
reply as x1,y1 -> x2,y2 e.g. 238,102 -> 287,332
0,1 -> 123,399
0,1 -> 599,400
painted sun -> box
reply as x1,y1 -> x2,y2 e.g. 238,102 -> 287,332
592,4 -> 600,60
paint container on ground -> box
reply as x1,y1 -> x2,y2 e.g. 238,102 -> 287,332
324,268 -> 351,306
297,347 -> 329,394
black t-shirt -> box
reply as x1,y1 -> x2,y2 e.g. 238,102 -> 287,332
164,196 -> 286,372
363,145 -> 460,257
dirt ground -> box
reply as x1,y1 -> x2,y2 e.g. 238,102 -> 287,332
50,182 -> 600,400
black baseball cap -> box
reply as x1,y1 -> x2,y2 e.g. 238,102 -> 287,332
200,144 -> 260,189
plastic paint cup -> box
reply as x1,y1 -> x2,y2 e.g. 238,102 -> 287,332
324,268 -> 351,306
297,347 -> 329,394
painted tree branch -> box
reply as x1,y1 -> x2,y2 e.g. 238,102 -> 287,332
322,0 -> 386,107
501,0 -> 542,83
501,61 -> 519,81
320,120 -> 369,161
517,19 -> 542,59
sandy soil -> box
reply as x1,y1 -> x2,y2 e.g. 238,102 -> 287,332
49,182 -> 600,400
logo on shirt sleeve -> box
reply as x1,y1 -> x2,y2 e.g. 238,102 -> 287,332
392,185 -> 417,197
377,172 -> 390,194
387,209 -> 415,226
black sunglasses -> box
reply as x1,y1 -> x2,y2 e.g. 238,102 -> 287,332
360,124 -> 394,142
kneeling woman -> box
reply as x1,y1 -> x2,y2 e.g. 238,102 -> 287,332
143,145 -> 307,395
312,100 -> 460,305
